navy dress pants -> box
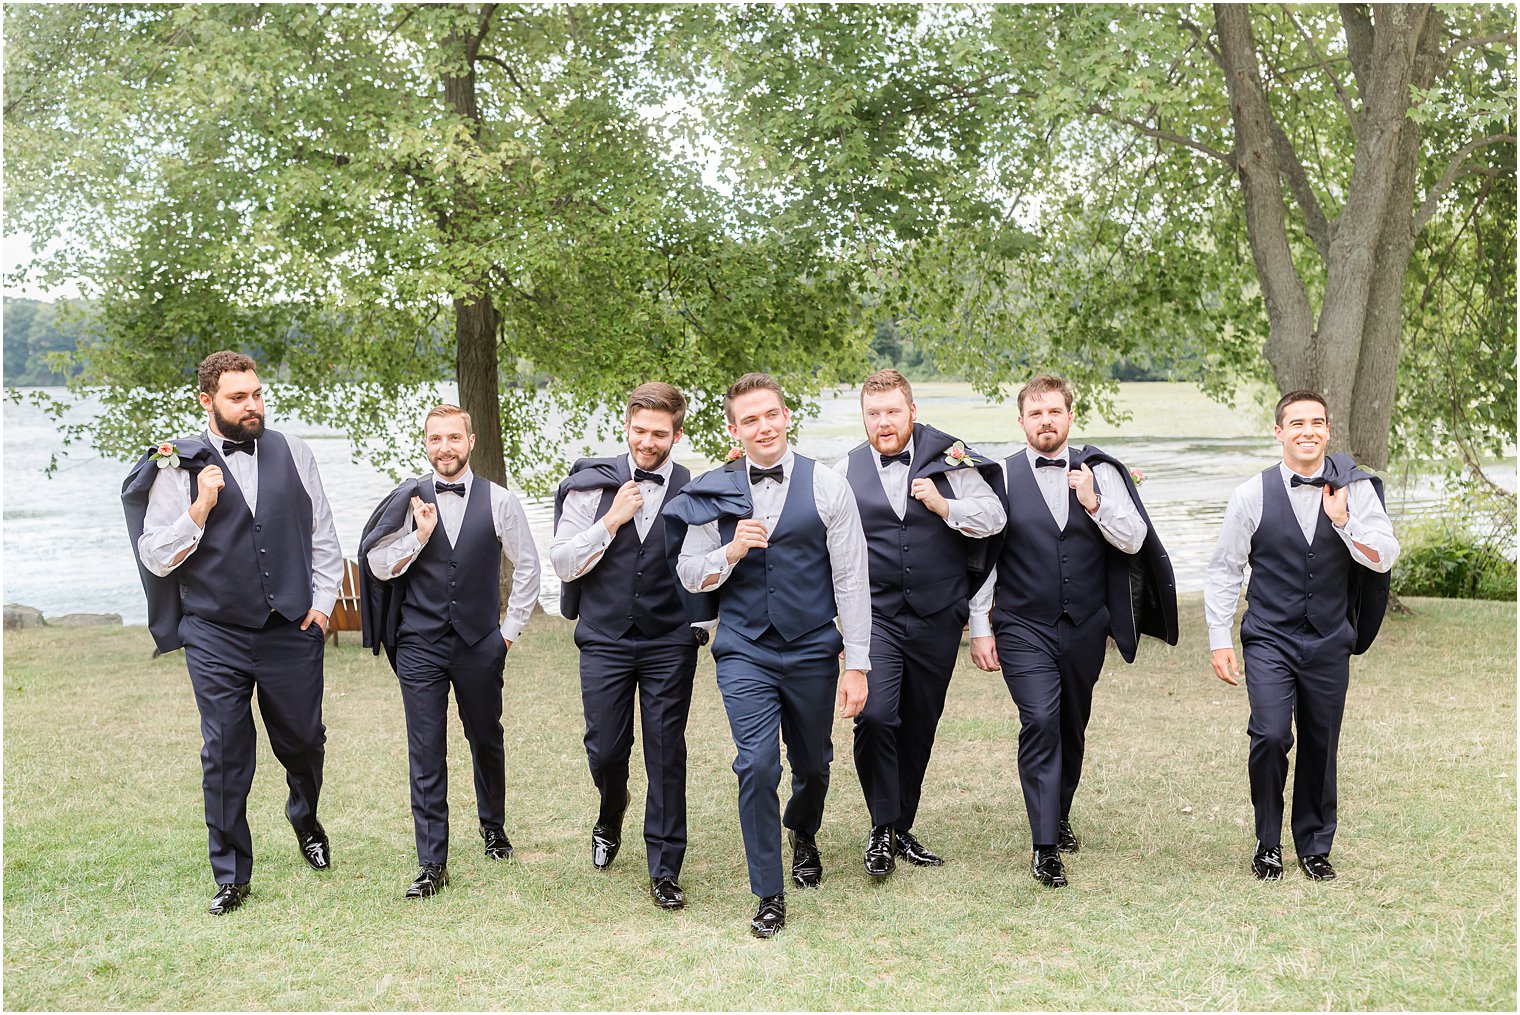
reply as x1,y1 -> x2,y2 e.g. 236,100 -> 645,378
1241,614 -> 1355,856
180,612 -> 326,886
853,601 -> 966,831
395,628 -> 508,865
576,624 -> 698,880
994,607 -> 1109,846
712,622 -> 842,899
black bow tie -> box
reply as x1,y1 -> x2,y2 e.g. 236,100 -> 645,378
633,468 -> 665,486
435,481 -> 466,496
1034,456 -> 1066,469
749,464 -> 784,485
1290,475 -> 1329,488
879,451 -> 911,468
222,439 -> 256,456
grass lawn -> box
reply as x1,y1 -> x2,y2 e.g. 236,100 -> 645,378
3,595 -> 1514,1010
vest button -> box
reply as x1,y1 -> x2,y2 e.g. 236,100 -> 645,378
1062,598 -> 1069,606
635,571 -> 643,577
1307,592 -> 1314,598
1308,573 -> 1313,579
263,571 -> 270,578
637,550 -> 646,559
255,524 -> 262,532
905,567 -> 911,573
451,599 -> 457,605
1063,577 -> 1069,583
1308,552 -> 1316,558
266,593 -> 275,600
449,581 -> 456,588
768,588 -> 776,594
260,548 -> 267,555
1058,534 -> 1065,542
633,592 -> 640,598
901,545 -> 909,552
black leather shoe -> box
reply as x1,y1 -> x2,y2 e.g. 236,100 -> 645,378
788,829 -> 823,888
1298,853 -> 1337,881
405,862 -> 449,899
481,826 -> 513,861
296,822 -> 331,870
1031,847 -> 1068,888
650,876 -> 685,910
208,882 -> 249,915
1057,820 -> 1079,854
749,892 -> 786,938
894,828 -> 944,867
864,824 -> 896,878
591,824 -> 621,870
1252,843 -> 1284,881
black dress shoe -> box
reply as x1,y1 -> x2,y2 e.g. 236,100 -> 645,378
864,824 -> 896,878
405,862 -> 449,899
1057,820 -> 1080,854
894,828 -> 944,867
208,882 -> 250,916
296,822 -> 331,870
1031,847 -> 1068,888
650,876 -> 685,910
1252,843 -> 1284,881
788,829 -> 823,889
750,892 -> 786,938
481,825 -> 513,861
1298,853 -> 1337,881
591,824 -> 621,870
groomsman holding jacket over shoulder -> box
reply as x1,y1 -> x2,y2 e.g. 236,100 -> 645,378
360,404 -> 541,901
122,351 -> 342,916
663,372 -> 871,939
550,382 -> 711,911
1205,389 -> 1398,883
969,374 -> 1176,889
834,369 -> 1006,877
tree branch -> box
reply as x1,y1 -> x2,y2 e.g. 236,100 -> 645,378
1445,29 -> 1516,61
1413,133 -> 1517,234
1282,4 -> 1357,123
477,53 -> 556,130
1338,3 -> 1374,95
1268,117 -> 1331,254
1086,104 -> 1235,165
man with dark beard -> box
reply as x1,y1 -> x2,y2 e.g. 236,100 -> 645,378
124,351 -> 343,916
833,369 -> 1005,877
969,375 -> 1176,889
360,405 -> 541,900
550,382 -> 710,910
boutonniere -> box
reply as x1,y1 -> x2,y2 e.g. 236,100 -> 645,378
1128,467 -> 1145,486
943,440 -> 980,468
150,441 -> 182,469
725,446 -> 745,462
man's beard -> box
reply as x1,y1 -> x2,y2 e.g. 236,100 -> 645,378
1031,427 -> 1065,452
430,451 -> 469,478
869,425 -> 910,454
631,444 -> 671,470
215,406 -> 265,442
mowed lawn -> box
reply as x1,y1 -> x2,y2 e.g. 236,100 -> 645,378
3,596 -> 1514,1010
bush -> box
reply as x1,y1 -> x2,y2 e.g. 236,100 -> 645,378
1392,520 -> 1517,600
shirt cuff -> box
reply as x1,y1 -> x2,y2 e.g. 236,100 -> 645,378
969,614 -> 994,639
172,510 -> 205,544
843,647 -> 870,671
311,592 -> 338,617
500,619 -> 524,644
1208,627 -> 1235,652
943,499 -> 970,530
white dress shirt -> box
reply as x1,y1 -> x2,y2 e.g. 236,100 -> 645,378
829,435 -> 1007,537
136,428 -> 343,617
364,468 -> 542,644
677,448 -> 872,671
550,453 -> 675,581
1204,461 -> 1399,651
968,444 -> 1147,638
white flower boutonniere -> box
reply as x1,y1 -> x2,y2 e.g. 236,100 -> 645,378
943,440 -> 980,468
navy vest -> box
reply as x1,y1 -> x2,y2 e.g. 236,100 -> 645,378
845,443 -> 966,618
178,430 -> 314,628
717,455 -> 838,641
993,449 -> 1107,626
1244,467 -> 1353,638
399,478 -> 502,645
574,460 -> 694,641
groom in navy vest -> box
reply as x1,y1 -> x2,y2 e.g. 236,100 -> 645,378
360,405 -> 541,900
122,351 -> 343,916
836,369 -> 1006,877
970,374 -> 1177,889
664,372 -> 871,939
550,382 -> 711,911
1205,390 -> 1398,882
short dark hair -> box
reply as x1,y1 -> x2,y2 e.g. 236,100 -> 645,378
861,368 -> 913,403
625,382 -> 688,431
197,351 -> 259,396
723,372 -> 786,425
425,403 -> 474,435
1016,374 -> 1073,414
1275,390 -> 1328,427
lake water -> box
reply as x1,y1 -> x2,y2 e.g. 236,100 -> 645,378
2,384 -> 1498,626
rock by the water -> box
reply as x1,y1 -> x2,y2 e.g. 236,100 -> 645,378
3,604 -> 46,630
51,613 -> 123,627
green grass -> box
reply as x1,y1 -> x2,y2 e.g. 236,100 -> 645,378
4,596 -> 1514,1010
